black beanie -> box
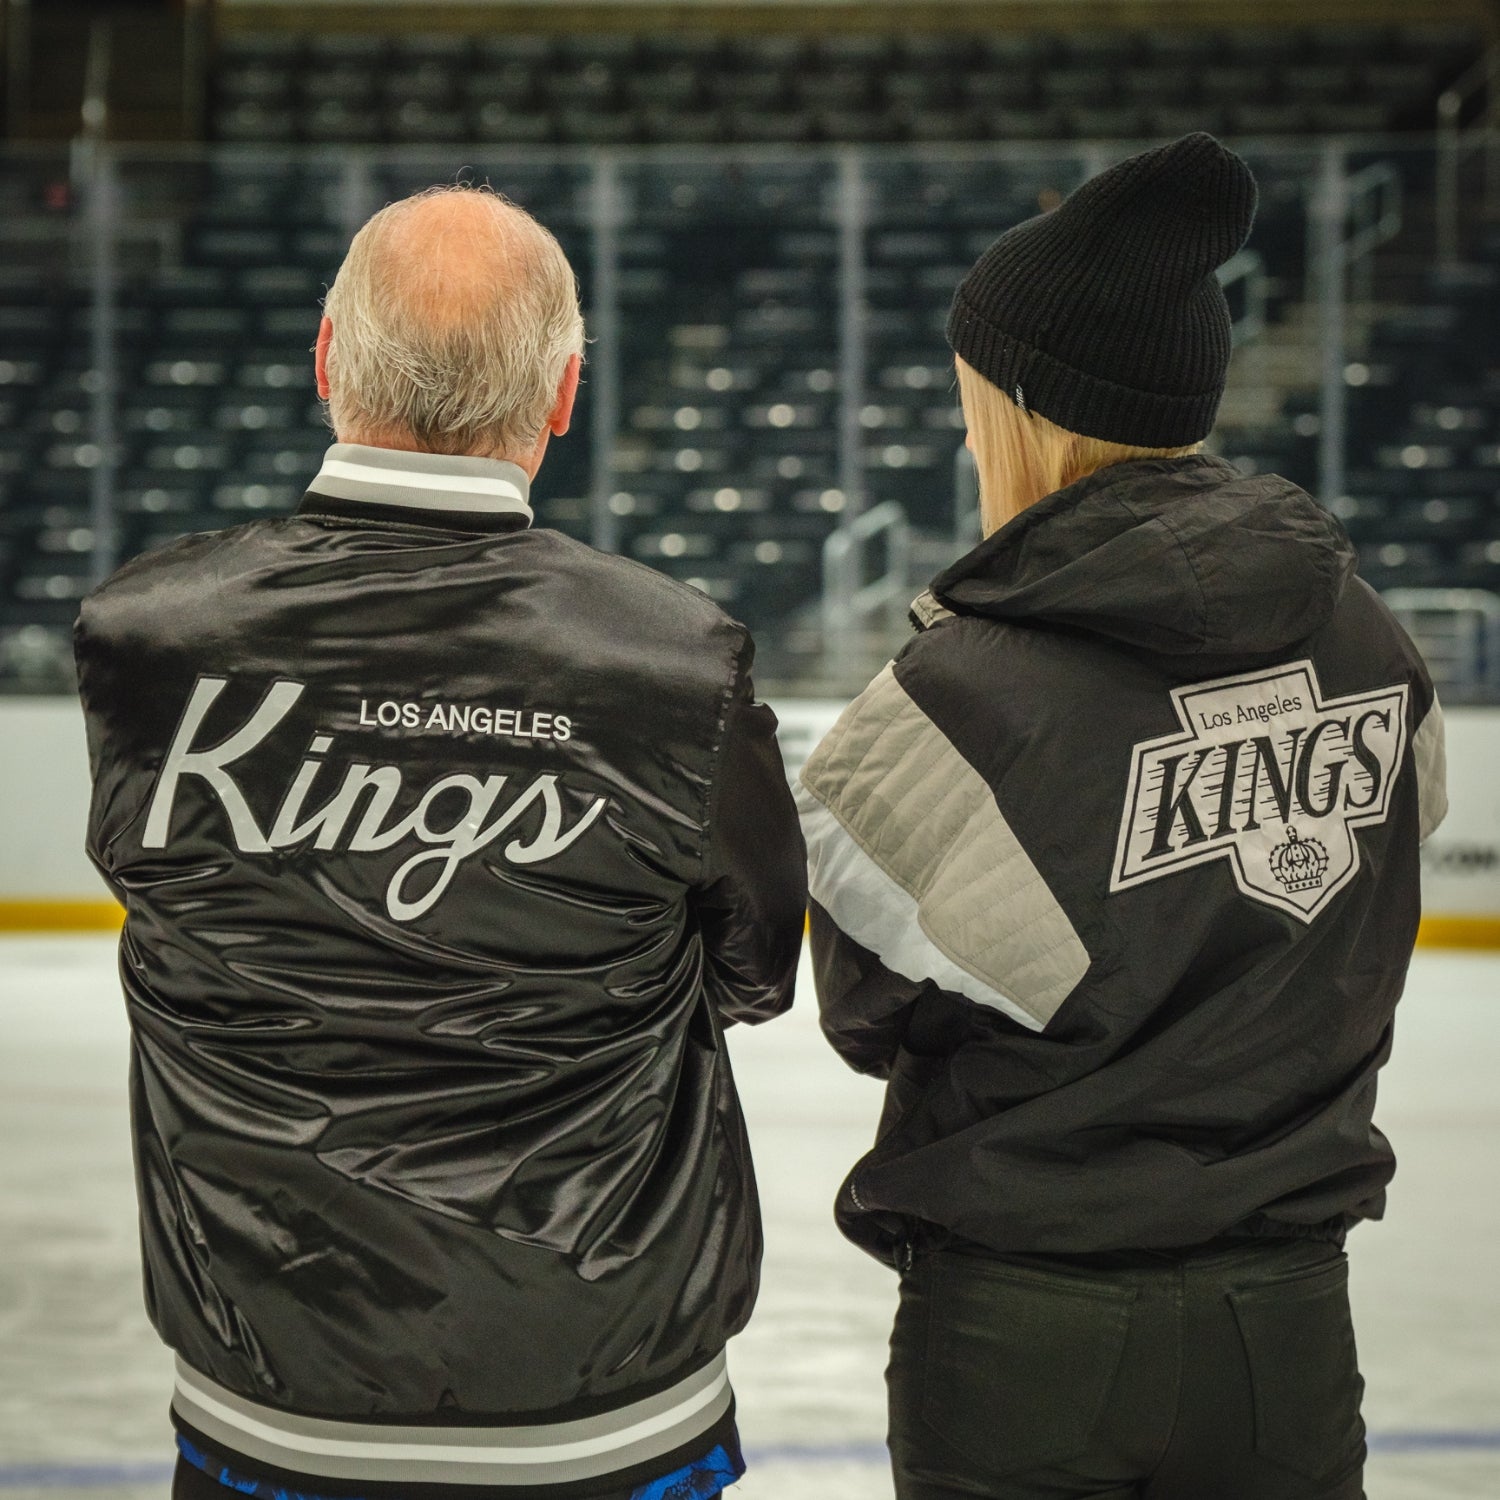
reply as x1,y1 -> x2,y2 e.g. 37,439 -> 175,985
946,133 -> 1258,448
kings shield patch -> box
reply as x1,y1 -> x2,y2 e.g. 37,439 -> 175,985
1111,662 -> 1409,922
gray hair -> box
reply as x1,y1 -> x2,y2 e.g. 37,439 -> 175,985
323,185 -> 585,457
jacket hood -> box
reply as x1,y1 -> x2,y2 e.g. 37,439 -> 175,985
930,455 -> 1356,657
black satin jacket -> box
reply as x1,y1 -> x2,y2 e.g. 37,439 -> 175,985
802,457 -> 1445,1266
75,446 -> 806,1439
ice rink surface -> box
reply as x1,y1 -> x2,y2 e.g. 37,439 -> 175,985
1,936 -> 1496,1500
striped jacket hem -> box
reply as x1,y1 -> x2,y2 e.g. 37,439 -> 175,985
170,1352 -> 733,1490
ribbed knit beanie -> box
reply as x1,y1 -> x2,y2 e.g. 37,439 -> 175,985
947,133 -> 1258,448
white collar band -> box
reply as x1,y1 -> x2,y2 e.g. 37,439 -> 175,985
309,443 -> 534,521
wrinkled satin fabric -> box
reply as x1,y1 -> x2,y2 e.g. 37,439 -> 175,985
76,501 -> 806,1419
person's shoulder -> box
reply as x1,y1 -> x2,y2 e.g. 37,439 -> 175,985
1331,572 -> 1437,685
1340,571 -> 1407,631
898,592 -> 1027,684
93,516 -> 291,585
528,527 -> 748,641
1336,573 -> 1424,649
78,518 -> 286,635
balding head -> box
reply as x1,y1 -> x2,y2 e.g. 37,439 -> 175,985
322,186 -> 585,459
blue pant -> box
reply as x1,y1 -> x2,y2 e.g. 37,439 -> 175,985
173,1436 -> 743,1500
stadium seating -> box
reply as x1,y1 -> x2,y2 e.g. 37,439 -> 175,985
1,19 -> 1495,690
1342,241 -> 1500,595
211,24 -> 1479,147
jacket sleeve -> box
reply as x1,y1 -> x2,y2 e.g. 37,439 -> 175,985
1412,692 -> 1447,844
808,898 -> 927,1078
692,672 -> 807,1026
74,595 -> 139,908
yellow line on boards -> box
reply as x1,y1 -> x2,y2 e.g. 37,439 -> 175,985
0,900 -> 123,932
1,901 -> 1499,951
1416,916 -> 1500,950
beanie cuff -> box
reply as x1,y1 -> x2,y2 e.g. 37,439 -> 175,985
948,293 -> 1223,449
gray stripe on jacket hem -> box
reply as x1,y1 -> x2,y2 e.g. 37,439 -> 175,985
798,663 -> 1089,1030
171,1352 -> 731,1486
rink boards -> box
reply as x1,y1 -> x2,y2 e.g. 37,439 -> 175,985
4,695 -> 1499,944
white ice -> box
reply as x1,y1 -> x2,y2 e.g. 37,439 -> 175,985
1,937 -> 1497,1499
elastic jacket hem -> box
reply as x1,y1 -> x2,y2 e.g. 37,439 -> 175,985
170,1351 -> 732,1490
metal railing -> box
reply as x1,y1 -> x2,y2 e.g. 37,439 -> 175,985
836,150 -> 869,522
952,445 -> 980,549
1219,248 -> 1269,346
76,20 -> 120,587
1,134 -> 1492,694
588,155 -> 624,558
1383,590 -> 1500,698
822,501 -> 911,672
1310,147 -> 1404,505
1436,47 -> 1500,265
1342,161 -> 1403,308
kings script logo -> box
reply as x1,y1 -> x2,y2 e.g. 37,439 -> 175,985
142,676 -> 606,922
1111,662 -> 1409,922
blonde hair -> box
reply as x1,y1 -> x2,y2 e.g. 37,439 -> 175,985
956,357 -> 1201,534
324,185 -> 585,458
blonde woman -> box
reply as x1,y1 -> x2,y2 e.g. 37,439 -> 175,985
798,135 -> 1446,1500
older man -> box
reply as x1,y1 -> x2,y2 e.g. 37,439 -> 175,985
74,186 -> 806,1500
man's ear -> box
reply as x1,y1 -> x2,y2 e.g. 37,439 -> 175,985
548,353 -> 582,437
315,316 -> 334,400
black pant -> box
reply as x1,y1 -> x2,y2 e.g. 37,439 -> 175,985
887,1238 -> 1366,1500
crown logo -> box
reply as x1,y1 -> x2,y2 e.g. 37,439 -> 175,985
1269,825 -> 1329,893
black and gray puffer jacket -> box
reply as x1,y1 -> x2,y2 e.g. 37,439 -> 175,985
798,454 -> 1446,1266
74,443 -> 807,1498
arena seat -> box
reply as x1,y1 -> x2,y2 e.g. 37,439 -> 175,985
2,21 -> 1495,689
207,22 -> 1481,147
